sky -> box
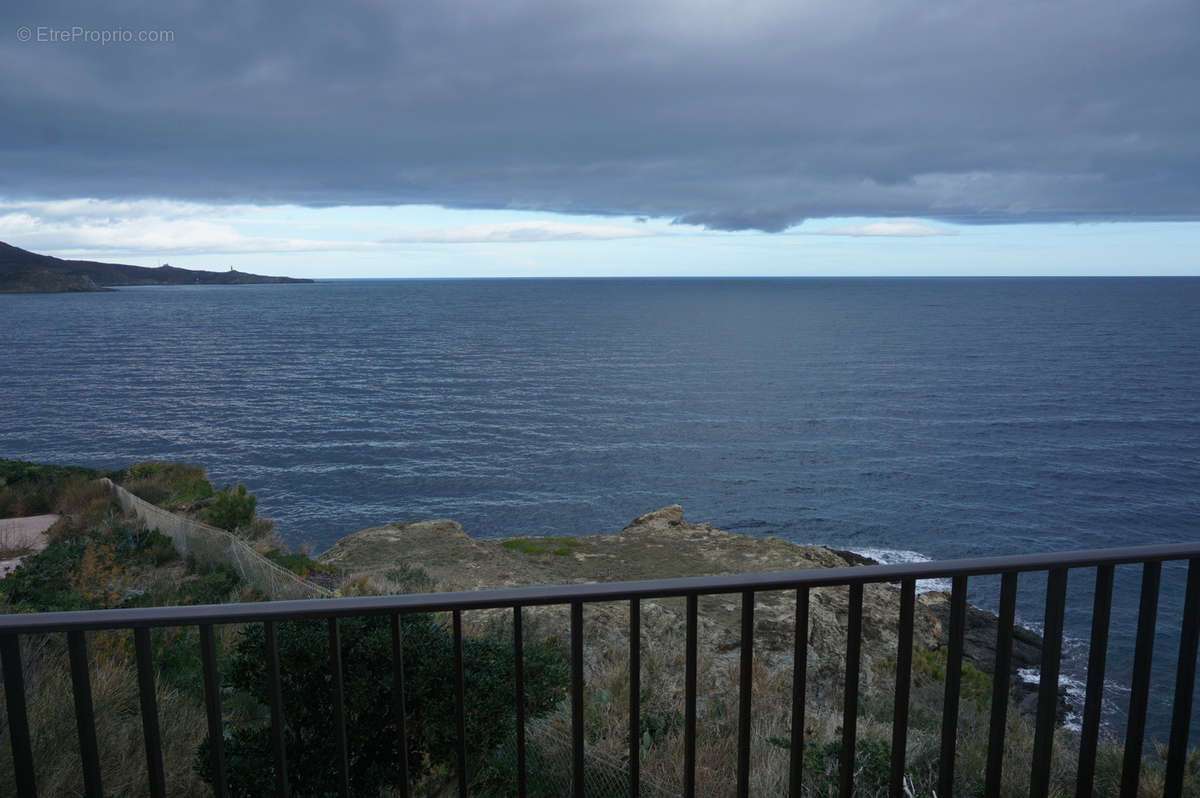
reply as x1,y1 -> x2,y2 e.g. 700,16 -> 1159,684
1,0 -> 1198,277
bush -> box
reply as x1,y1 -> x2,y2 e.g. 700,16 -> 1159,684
201,484 -> 256,532
0,538 -> 92,612
196,613 -> 568,797
118,461 -> 214,509
262,549 -> 331,578
0,458 -> 103,518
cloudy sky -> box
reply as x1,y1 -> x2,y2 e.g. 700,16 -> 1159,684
2,0 -> 1197,276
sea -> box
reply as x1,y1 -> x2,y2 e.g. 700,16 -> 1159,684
2,276 -> 1198,744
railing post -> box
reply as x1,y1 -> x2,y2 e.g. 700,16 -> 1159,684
453,610 -> 468,798
684,593 -> 698,798
570,600 -> 585,798
984,571 -> 1018,798
839,583 -> 863,798
198,624 -> 227,798
68,630 -> 104,798
889,579 -> 915,798
1,633 -> 36,798
629,598 -> 641,798
1120,561 -> 1161,798
390,613 -> 411,798
737,590 -> 755,798
1030,568 -> 1068,798
790,587 -> 809,798
264,620 -> 289,798
1164,558 -> 1200,796
328,618 -> 350,798
938,575 -> 967,798
1076,564 -> 1113,798
513,606 -> 527,798
134,628 -> 166,798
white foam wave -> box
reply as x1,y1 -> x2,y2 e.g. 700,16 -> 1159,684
844,547 -> 953,594
1016,667 -> 1129,733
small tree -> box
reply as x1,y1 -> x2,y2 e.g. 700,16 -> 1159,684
201,483 -> 256,532
196,613 -> 567,797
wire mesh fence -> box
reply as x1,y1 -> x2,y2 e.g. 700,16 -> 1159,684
103,478 -> 330,601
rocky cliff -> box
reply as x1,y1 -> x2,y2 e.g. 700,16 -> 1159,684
319,505 -> 1053,713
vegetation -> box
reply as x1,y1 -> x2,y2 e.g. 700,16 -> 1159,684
200,483 -> 256,531
0,457 -> 104,518
501,536 -> 583,556
263,548 -> 333,578
116,461 -> 214,509
197,613 -> 569,797
4,458 -> 1198,796
1,510 -> 239,615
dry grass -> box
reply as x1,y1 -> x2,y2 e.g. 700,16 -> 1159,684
0,633 -> 211,798
6,563 -> 1198,797
496,599 -> 1199,798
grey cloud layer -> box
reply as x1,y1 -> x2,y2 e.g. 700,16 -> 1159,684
2,0 -> 1197,230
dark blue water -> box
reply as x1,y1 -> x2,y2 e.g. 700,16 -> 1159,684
2,277 -> 1198,742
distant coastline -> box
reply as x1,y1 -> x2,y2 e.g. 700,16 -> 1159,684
0,241 -> 313,293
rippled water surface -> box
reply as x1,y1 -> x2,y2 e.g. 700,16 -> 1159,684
3,277 -> 1199,738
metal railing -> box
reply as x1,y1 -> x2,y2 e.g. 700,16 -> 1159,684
2,540 -> 1199,798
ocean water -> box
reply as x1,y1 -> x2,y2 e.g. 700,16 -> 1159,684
3,276 -> 1199,742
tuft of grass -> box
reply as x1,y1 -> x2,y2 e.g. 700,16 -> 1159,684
117,461 -> 214,509
502,536 -> 583,556
383,562 -> 436,593
262,548 -> 332,578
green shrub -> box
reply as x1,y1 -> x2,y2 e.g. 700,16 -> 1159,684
178,563 -> 242,606
196,613 -> 568,797
0,458 -> 103,518
501,537 -> 582,556
802,736 -> 893,794
118,461 -> 214,509
0,538 -> 91,612
263,549 -> 331,578
201,484 -> 257,531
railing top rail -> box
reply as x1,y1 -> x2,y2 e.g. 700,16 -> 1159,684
2,538 -> 1198,634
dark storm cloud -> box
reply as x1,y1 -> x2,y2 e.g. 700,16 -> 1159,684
2,0 -> 1198,230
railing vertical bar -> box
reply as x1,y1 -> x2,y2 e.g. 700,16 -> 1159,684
1076,564 -> 1113,798
737,590 -> 755,798
889,579 -> 916,798
453,610 -> 468,798
983,571 -> 1018,798
67,631 -> 103,798
1164,558 -> 1200,796
789,587 -> 809,798
1120,560 -> 1161,798
134,628 -> 166,798
938,575 -> 967,798
1030,568 -> 1068,798
198,624 -> 227,798
570,600 -> 585,798
630,598 -> 641,798
838,582 -> 864,798
390,613 -> 411,798
327,618 -> 350,798
264,620 -> 289,798
684,593 -> 698,798
2,633 -> 37,798
513,606 -> 527,798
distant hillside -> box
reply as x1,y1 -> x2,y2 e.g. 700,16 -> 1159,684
0,241 -> 313,292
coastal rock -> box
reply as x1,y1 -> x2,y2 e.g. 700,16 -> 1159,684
319,506 -> 1053,713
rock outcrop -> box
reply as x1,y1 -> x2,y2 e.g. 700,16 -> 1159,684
318,506 -> 1054,711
